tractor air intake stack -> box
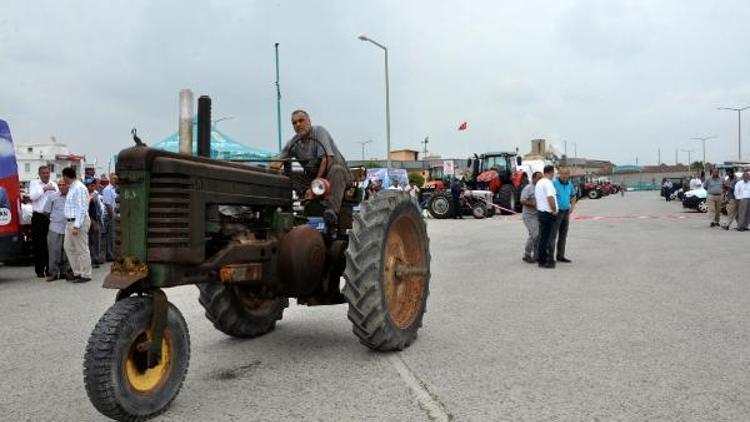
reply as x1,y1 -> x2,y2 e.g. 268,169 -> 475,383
197,95 -> 212,158
178,89 -> 194,155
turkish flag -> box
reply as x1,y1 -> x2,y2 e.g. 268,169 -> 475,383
457,121 -> 468,131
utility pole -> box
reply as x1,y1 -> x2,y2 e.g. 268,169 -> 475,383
690,136 -> 715,166
717,106 -> 750,161
681,149 -> 694,169
355,139 -> 373,160
274,43 -> 282,152
564,139 -> 568,157
657,148 -> 661,165
573,142 -> 577,158
421,136 -> 429,170
675,148 -> 678,165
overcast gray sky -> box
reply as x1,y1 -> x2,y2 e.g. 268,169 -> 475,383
2,0 -> 749,166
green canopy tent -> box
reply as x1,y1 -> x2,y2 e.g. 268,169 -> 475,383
152,122 -> 274,161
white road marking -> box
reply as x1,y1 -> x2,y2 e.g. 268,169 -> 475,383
389,355 -> 453,422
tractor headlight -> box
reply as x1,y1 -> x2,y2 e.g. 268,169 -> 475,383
311,178 -> 330,196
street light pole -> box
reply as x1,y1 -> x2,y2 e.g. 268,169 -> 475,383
717,106 -> 750,161
275,43 -> 283,152
358,34 -> 391,168
681,149 -> 694,169
690,136 -> 715,166
355,139 -> 373,161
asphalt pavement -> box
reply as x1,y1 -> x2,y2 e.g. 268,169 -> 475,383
1,192 -> 749,421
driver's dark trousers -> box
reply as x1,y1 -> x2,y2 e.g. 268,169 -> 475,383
322,164 -> 351,216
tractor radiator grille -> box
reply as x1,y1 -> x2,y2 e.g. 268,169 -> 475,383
148,173 -> 192,253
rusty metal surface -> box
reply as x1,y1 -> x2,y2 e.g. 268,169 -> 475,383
383,214 -> 428,329
278,225 -> 326,296
104,256 -> 150,289
219,264 -> 263,283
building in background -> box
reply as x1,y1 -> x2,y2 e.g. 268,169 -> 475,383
14,137 -> 85,191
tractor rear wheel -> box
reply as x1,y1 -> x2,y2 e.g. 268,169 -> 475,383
427,193 -> 452,219
198,284 -> 288,338
83,296 -> 190,421
343,191 -> 430,351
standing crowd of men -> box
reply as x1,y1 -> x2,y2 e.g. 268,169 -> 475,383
28,165 -> 118,283
702,167 -> 750,231
662,167 -> 750,231
520,166 -> 577,268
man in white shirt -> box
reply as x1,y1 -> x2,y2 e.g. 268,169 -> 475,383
28,165 -> 58,277
387,179 -> 404,191
101,173 -> 118,262
62,166 -> 92,282
734,170 -> 750,231
534,165 -> 559,268
688,174 -> 703,191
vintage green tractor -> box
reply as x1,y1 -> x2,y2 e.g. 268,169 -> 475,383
82,138 -> 430,420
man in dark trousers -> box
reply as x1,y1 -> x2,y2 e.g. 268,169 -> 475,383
552,167 -> 577,263
450,178 -> 463,219
29,165 -> 58,277
534,165 -> 558,268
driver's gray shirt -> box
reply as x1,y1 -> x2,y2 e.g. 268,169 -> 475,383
279,126 -> 349,177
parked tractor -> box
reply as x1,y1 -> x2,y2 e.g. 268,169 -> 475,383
466,151 -> 526,214
82,100 -> 431,421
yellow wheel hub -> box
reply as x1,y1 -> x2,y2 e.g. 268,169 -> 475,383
124,332 -> 173,394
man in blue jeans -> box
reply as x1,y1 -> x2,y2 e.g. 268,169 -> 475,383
552,168 -> 577,263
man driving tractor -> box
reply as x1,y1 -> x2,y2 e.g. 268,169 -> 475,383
275,110 -> 353,225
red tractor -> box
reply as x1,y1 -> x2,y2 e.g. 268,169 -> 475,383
466,152 -> 527,214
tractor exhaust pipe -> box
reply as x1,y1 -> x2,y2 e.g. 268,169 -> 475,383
196,95 -> 212,158
178,89 -> 194,155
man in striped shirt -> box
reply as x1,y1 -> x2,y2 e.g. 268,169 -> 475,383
62,166 -> 92,282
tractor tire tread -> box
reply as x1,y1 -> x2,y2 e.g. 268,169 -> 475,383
198,284 -> 288,338
343,191 -> 430,351
83,296 -> 190,422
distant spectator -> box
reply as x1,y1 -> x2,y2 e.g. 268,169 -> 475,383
689,174 -> 703,191
703,168 -> 724,228
29,165 -> 58,277
662,178 -> 673,201
723,169 -> 739,230
388,179 -> 403,191
101,173 -> 118,261
21,195 -> 33,225
63,166 -> 92,282
520,171 -> 542,263
450,178 -> 463,219
535,165 -> 558,268
735,170 -> 750,232
406,182 -> 420,200
85,177 -> 104,268
552,168 -> 577,263
43,179 -> 72,281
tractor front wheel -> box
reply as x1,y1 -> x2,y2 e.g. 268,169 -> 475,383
344,191 -> 431,351
427,193 -> 452,219
83,296 -> 190,421
198,284 -> 288,338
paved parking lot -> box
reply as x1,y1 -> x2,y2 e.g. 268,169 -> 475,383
1,191 -> 749,421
